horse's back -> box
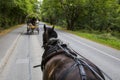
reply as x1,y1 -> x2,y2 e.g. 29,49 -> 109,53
44,54 -> 76,80
44,54 -> 105,80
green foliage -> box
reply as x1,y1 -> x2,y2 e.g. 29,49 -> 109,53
40,0 -> 62,24
40,0 -> 120,33
0,0 -> 39,28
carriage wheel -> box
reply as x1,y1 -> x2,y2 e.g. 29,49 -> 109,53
37,28 -> 39,34
27,28 -> 29,34
31,29 -> 34,33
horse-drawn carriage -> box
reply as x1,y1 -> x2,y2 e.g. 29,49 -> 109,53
26,14 -> 39,34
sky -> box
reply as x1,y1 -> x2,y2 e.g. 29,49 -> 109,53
37,0 -> 43,2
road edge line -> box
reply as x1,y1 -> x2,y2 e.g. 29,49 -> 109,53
0,33 -> 21,73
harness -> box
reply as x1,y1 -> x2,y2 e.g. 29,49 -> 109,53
41,39 -> 87,80
34,38 -> 111,80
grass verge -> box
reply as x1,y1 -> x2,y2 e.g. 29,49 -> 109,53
55,26 -> 120,50
0,24 -> 23,36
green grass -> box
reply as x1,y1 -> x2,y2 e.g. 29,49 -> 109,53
55,26 -> 120,50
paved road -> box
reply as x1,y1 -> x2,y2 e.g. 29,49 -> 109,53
0,24 -> 43,80
0,23 -> 120,80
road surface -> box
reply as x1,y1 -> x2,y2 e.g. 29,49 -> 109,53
0,22 -> 120,80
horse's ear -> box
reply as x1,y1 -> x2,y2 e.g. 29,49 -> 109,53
52,25 -> 55,30
44,24 -> 46,31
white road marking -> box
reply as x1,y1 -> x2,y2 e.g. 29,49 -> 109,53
61,33 -> 120,62
0,33 -> 21,73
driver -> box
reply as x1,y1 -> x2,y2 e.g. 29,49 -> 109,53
30,17 -> 37,26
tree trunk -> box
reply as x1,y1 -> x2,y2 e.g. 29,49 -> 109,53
66,19 -> 75,30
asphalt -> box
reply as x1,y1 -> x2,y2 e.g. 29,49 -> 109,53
0,26 -> 26,72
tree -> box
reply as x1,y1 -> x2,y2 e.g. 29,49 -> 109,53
40,0 -> 120,32
60,0 -> 82,30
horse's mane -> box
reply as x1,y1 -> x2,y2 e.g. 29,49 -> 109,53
41,38 -> 78,69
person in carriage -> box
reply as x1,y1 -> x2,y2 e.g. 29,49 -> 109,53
30,17 -> 37,26
26,17 -> 39,34
27,17 -> 37,26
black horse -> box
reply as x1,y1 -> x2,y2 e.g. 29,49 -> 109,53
34,24 -> 110,80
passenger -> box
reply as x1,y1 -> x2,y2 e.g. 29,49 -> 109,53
30,17 -> 37,26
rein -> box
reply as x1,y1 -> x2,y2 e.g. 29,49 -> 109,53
57,43 -> 106,80
68,46 -> 112,80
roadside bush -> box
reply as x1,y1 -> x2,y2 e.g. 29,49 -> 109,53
111,32 -> 120,39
